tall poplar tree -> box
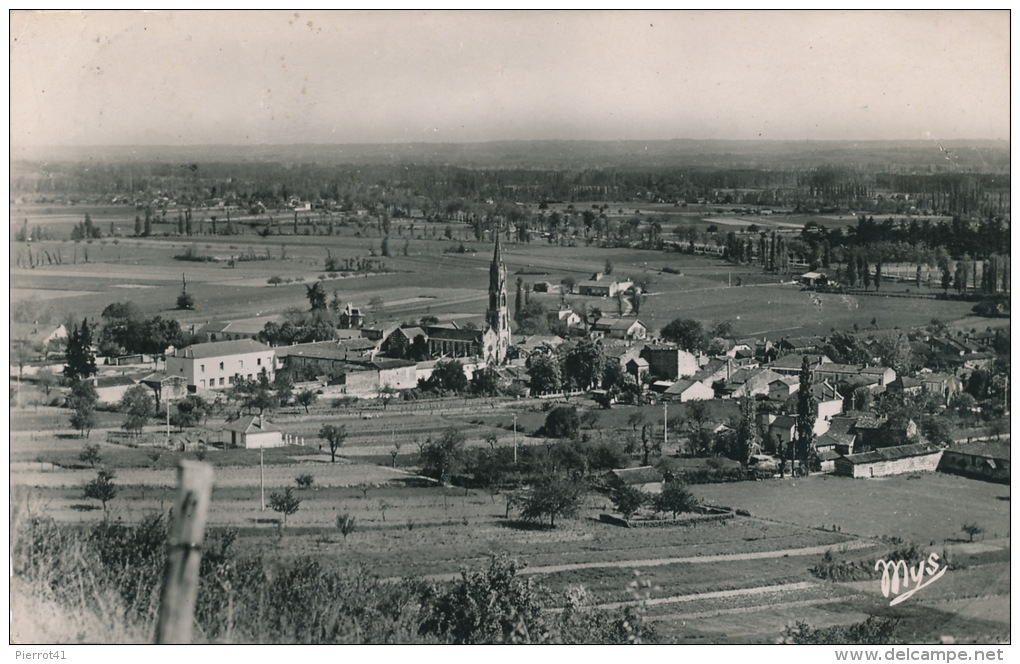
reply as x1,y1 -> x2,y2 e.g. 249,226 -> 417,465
795,355 -> 815,474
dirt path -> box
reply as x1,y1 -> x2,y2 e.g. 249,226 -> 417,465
405,538 -> 876,583
647,594 -> 861,622
594,581 -> 816,610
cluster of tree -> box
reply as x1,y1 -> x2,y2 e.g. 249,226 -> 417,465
119,385 -> 154,435
418,425 -> 628,492
228,368 -> 293,415
170,394 -> 213,430
609,480 -> 700,520
69,214 -> 102,241
64,318 -> 97,382
14,219 -> 53,242
20,149 -> 1007,219
258,311 -> 336,346
524,339 -> 640,406
67,379 -> 99,438
97,303 -> 193,357
658,318 -> 733,354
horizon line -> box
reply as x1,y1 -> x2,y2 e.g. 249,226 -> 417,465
11,136 -> 1011,151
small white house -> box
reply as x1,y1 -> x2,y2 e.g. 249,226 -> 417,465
223,415 -> 283,449
664,378 -> 714,402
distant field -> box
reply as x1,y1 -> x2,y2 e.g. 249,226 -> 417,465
695,472 -> 1010,544
10,205 -> 983,342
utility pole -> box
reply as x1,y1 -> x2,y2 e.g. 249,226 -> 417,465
664,401 -> 671,451
166,398 -> 171,447
513,413 -> 518,465
260,446 -> 265,511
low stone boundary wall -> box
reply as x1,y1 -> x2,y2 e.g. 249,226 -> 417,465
599,511 -> 735,528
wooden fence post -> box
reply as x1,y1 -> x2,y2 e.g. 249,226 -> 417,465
155,460 -> 214,644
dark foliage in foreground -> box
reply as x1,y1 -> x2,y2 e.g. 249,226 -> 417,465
11,509 -> 657,644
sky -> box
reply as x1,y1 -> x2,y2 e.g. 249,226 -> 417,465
9,9 -> 1011,146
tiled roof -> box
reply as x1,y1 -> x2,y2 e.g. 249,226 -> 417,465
945,442 -> 1010,460
603,466 -> 664,485
95,375 -> 138,388
426,326 -> 484,342
841,443 -> 940,465
223,415 -> 280,434
175,339 -> 271,359
771,414 -> 798,429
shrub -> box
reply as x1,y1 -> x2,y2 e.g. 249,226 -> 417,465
295,474 -> 315,489
269,487 -> 301,528
79,443 -> 102,468
83,470 -> 117,513
336,512 -> 357,540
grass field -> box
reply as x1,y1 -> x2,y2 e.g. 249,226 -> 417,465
11,205 -> 980,343
12,461 -> 1008,643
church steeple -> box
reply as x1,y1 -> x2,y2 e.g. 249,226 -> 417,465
486,234 -> 511,364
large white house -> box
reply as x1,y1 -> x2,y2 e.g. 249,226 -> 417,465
165,339 -> 276,391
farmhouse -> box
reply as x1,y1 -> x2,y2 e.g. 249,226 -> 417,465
93,374 -> 138,404
577,273 -> 633,297
811,363 -> 895,388
814,430 -> 854,455
833,443 -> 943,478
514,334 -> 566,355
166,339 -> 276,391
600,466 -> 665,494
799,272 -> 829,287
337,302 -> 365,329
778,336 -> 824,354
726,367 -> 784,399
767,376 -> 800,401
223,415 -> 283,449
918,372 -> 964,403
197,317 -> 279,343
938,442 -> 1010,484
380,326 -> 428,358
591,317 -> 647,341
139,372 -> 189,407
815,449 -> 842,473
767,415 -> 798,451
663,378 -> 714,403
810,382 -> 844,435
547,307 -> 583,329
769,353 -> 831,376
625,357 -> 650,381
10,322 -> 68,359
887,375 -> 924,396
639,344 -> 700,380
278,340 -> 379,375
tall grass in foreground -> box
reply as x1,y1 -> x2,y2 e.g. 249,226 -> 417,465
9,492 -> 656,644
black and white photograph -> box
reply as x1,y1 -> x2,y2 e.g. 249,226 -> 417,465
8,9 -> 1012,654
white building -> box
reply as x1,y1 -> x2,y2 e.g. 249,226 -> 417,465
224,415 -> 284,449
166,339 -> 276,391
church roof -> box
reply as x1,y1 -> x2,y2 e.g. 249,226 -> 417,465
426,326 -> 484,342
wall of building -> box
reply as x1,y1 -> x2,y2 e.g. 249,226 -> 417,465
642,348 -> 698,379
938,452 -> 1010,483
839,452 -> 943,478
378,365 -> 417,391
244,431 -> 284,449
678,383 -> 714,402
337,369 -> 379,396
166,349 -> 276,390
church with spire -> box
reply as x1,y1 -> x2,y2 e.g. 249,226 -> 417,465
379,234 -> 512,365
485,234 -> 512,365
